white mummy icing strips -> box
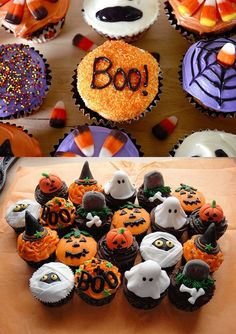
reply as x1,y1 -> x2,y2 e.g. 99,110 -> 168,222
140,232 -> 183,268
179,284 -> 205,305
5,199 -> 41,229
173,131 -> 236,157
154,197 -> 187,230
29,262 -> 74,304
125,260 -> 170,299
83,0 -> 160,38
104,170 -> 135,199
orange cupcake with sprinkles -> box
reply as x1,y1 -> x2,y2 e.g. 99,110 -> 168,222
72,40 -> 161,123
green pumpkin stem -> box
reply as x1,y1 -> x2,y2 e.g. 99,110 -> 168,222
211,200 -> 216,208
118,228 -> 126,234
42,173 -> 49,178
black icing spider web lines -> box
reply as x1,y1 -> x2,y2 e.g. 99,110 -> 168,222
189,38 -> 236,108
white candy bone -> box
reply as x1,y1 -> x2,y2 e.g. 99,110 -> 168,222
86,213 -> 102,228
149,191 -> 166,203
179,284 -> 205,305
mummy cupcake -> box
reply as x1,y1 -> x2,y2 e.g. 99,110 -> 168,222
29,262 -> 74,307
82,0 -> 160,42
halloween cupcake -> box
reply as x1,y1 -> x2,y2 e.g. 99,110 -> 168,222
68,161 -> 103,207
165,0 -> 236,42
82,0 -> 160,42
183,223 -> 224,272
5,199 -> 41,233
172,183 -> 206,216
75,257 -> 121,306
181,38 -> 236,118
168,260 -> 215,312
0,0 -> 70,43
137,171 -> 171,213
104,170 -> 136,210
150,196 -> 189,243
29,262 -> 74,307
72,40 -> 161,123
140,232 -> 183,274
98,227 -> 139,273
112,203 -> 150,243
35,173 -> 68,206
75,192 -> 112,241
17,211 -> 59,268
41,197 -> 76,237
0,44 -> 51,120
56,229 -> 97,270
123,260 -> 170,310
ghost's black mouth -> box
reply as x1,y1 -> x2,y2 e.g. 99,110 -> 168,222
96,6 -> 143,23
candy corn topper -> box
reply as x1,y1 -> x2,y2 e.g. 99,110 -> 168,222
49,101 -> 67,128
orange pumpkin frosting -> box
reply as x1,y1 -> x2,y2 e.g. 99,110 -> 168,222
172,183 -> 205,214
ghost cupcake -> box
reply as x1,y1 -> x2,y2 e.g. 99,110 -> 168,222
140,232 -> 183,273
5,199 -> 41,233
104,170 -> 136,210
137,171 -> 171,213
123,260 -> 170,309
150,196 -> 189,243
168,260 -> 215,312
29,262 -> 74,307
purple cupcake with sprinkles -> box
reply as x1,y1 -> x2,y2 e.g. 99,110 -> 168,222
181,37 -> 236,118
0,44 -> 51,120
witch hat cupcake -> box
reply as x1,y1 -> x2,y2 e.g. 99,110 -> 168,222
183,223 -> 224,272
17,211 -> 59,268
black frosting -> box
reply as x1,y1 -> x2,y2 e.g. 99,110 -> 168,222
96,6 -> 143,22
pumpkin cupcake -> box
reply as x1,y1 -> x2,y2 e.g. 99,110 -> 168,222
112,203 -> 150,243
68,161 -> 103,207
183,223 -> 224,272
17,211 -> 59,268
75,257 -> 121,306
104,170 -> 136,210
98,227 -> 139,273
172,183 -> 206,215
56,229 -> 97,270
168,260 -> 215,312
41,197 -> 76,237
75,191 -> 112,241
137,171 -> 171,213
35,173 -> 68,206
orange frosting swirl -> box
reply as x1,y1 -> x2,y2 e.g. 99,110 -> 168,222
68,183 -> 103,206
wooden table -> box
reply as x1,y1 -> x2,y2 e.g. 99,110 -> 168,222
1,0 -> 236,157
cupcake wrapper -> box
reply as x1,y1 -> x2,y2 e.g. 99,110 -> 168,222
77,291 -> 116,306
50,122 -> 144,157
25,252 -> 56,269
71,69 -> 163,125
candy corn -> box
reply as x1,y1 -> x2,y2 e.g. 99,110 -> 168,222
178,0 -> 204,16
0,0 -> 11,7
217,42 -> 235,66
152,116 -> 178,140
200,0 -> 217,26
216,0 -> 236,22
99,130 -> 128,157
5,0 -> 25,25
26,0 -> 48,20
73,34 -> 97,52
73,125 -> 94,157
49,101 -> 67,128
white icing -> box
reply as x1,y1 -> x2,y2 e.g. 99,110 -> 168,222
149,191 -> 166,203
154,197 -> 187,230
86,213 -> 102,227
179,284 -> 205,305
125,260 -> 170,299
174,131 -> 236,157
5,200 -> 41,229
140,232 -> 183,268
104,170 -> 135,199
29,262 -> 74,304
83,0 -> 160,38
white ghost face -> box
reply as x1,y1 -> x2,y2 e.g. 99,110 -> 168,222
83,0 -> 160,38
104,170 -> 135,199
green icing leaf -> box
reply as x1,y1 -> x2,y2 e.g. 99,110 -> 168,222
66,201 -> 72,208
106,262 -> 113,268
144,186 -> 171,197
119,202 -> 141,210
77,206 -> 110,219
34,231 -> 43,239
75,268 -> 82,274
175,183 -> 197,192
63,229 -> 92,239
103,289 -> 111,297
42,173 -> 49,178
176,272 -> 215,289
205,243 -> 214,253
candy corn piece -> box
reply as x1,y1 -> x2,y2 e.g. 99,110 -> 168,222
5,0 -> 25,25
200,0 -> 217,26
217,42 -> 235,66
0,0 -> 11,7
49,101 -> 67,128
99,130 -> 128,157
73,34 -> 98,52
73,125 -> 94,157
26,0 -> 48,20
152,116 -> 178,140
216,0 -> 236,22
178,0 -> 204,16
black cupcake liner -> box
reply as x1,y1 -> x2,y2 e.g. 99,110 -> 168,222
76,290 -> 116,306
34,182 -> 68,206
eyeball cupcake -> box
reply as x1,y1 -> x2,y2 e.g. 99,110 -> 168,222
74,257 -> 121,306
168,260 -> 215,312
29,262 -> 74,307
5,199 -> 41,233
82,0 -> 161,42
0,0 -> 70,43
123,260 -> 170,310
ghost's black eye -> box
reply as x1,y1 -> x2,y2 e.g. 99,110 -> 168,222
118,180 -> 121,184
174,209 -> 177,213
122,179 -> 125,183
168,209 -> 172,213
142,277 -> 146,281
149,278 -> 153,282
